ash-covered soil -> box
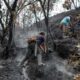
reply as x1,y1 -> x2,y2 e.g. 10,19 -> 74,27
0,8 -> 80,80
0,59 -> 24,80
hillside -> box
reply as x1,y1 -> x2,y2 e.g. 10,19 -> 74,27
13,8 -> 80,80
0,8 -> 80,80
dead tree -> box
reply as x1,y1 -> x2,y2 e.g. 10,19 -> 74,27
2,0 -> 18,59
37,0 -> 56,51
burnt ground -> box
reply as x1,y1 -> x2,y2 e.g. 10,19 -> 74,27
0,47 -> 77,80
0,9 -> 80,80
0,59 -> 23,80
0,42 -> 78,80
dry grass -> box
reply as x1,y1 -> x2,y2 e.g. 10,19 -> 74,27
74,74 -> 80,80
68,53 -> 80,67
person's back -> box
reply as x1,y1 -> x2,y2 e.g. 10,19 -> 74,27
60,16 -> 71,37
37,35 -> 45,46
60,16 -> 70,26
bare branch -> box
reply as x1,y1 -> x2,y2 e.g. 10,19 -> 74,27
17,0 -> 37,16
47,0 -> 50,18
43,0 -> 46,6
12,0 -> 18,11
3,0 -> 11,11
0,18 -> 4,30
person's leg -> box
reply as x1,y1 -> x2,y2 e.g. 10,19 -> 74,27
37,48 -> 45,66
37,52 -> 42,65
65,27 -> 68,35
63,25 -> 66,37
34,42 -> 37,57
20,43 -> 35,66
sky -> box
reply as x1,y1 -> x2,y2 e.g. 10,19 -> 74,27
49,0 -> 80,16
50,0 -> 67,16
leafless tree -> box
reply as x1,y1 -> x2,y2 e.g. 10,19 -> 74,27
0,0 -> 18,59
36,0 -> 56,50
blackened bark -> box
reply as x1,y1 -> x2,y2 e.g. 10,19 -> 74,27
0,18 -> 5,34
3,0 -> 18,59
0,18 -> 5,43
3,0 -> 11,11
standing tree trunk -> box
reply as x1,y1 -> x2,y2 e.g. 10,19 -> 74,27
3,0 -> 18,59
38,0 -> 55,51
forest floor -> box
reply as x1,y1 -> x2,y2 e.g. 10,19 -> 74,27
0,9 -> 80,80
0,45 -> 80,80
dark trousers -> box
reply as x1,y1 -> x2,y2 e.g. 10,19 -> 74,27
21,42 -> 35,65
